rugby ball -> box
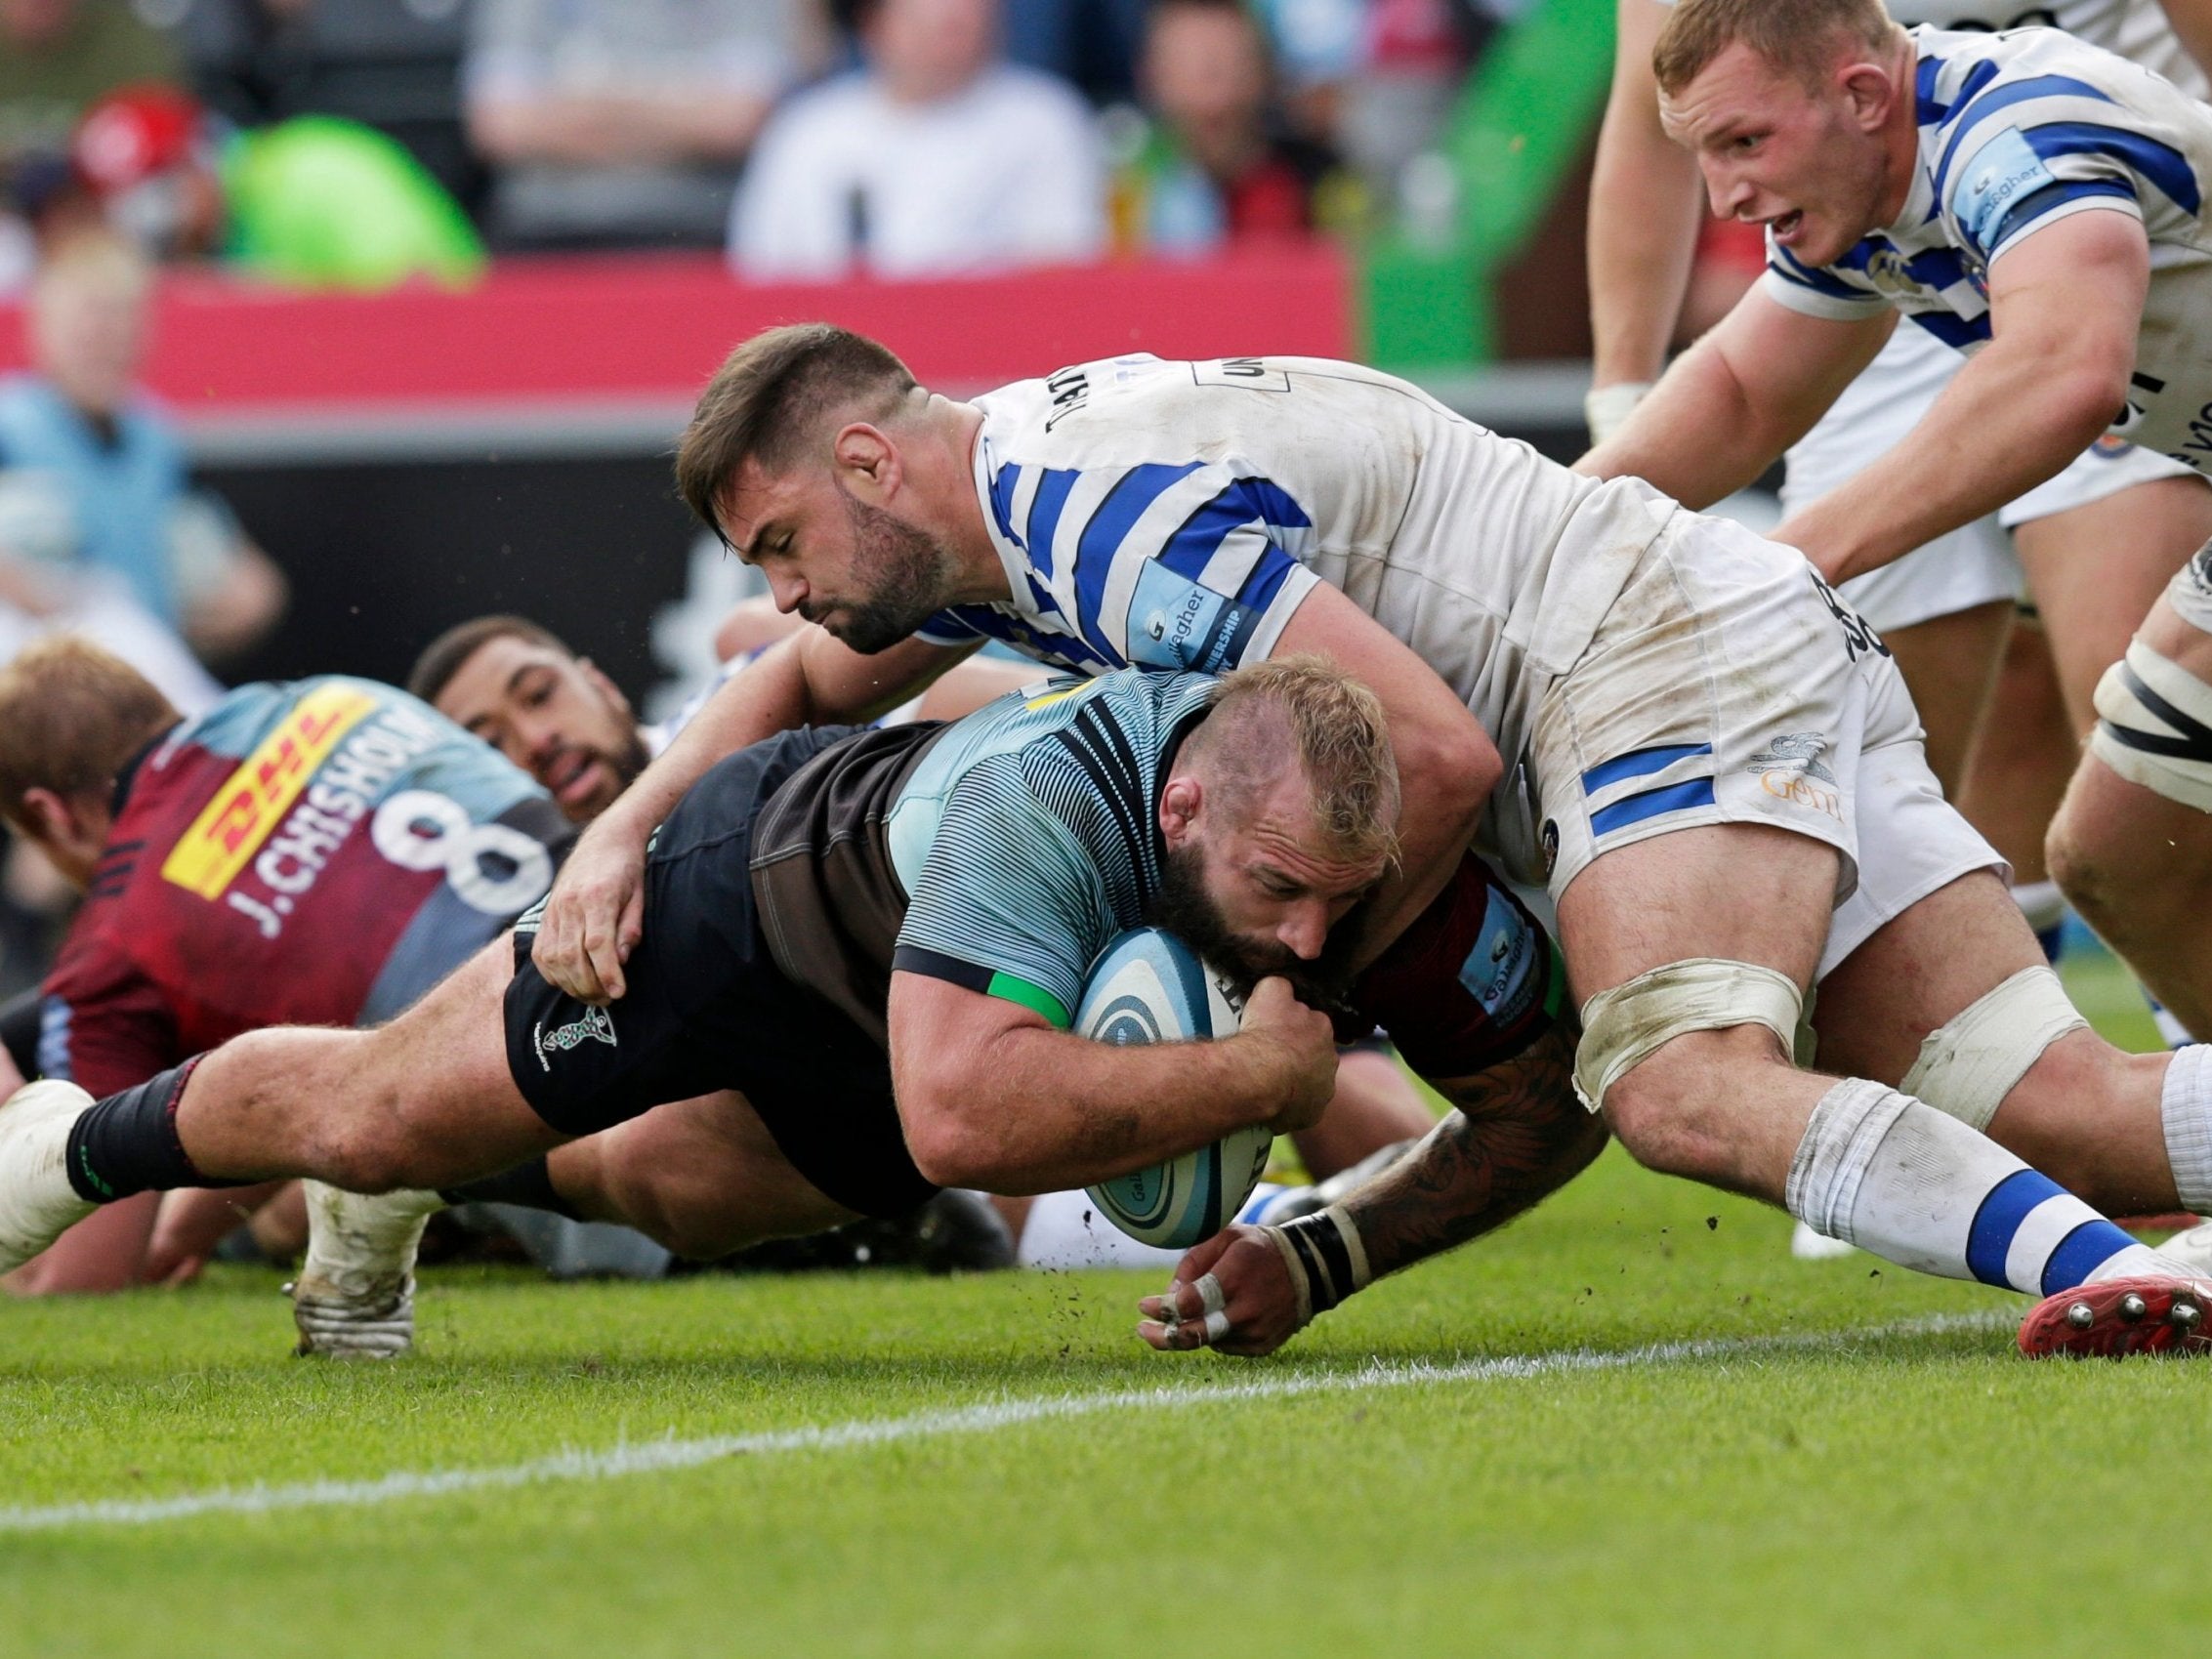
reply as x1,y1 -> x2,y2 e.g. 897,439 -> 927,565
1078,929 -> 1273,1250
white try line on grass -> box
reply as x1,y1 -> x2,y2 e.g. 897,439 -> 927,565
0,1311 -> 2005,1534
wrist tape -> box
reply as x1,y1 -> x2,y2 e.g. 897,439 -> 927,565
1270,1206 -> 1372,1324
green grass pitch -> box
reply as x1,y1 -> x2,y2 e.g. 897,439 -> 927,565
0,942 -> 2196,1658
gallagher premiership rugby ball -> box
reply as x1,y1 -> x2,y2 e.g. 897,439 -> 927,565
1078,929 -> 1273,1250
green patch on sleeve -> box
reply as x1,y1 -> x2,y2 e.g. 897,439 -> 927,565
987,972 -> 1070,1029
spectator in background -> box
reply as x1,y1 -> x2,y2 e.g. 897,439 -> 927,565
730,0 -> 1105,282
0,230 -> 285,668
0,0 -> 184,290
1249,0 -> 1486,196
1115,0 -> 1343,257
0,1 -> 182,167
63,83 -> 488,291
464,0 -> 826,251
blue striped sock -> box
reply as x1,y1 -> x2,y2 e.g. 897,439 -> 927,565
1790,1081 -> 2149,1295
1965,1169 -> 2143,1296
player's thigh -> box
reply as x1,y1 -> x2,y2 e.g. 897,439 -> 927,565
2015,474 -> 2212,731
1556,825 -> 1837,1001
1812,867 -> 2049,1085
1952,616 -> 2073,881
562,1090 -> 859,1258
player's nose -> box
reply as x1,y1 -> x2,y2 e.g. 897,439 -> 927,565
1705,165 -> 1747,221
1275,900 -> 1329,961
768,571 -> 808,615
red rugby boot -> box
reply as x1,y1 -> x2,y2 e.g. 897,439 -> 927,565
2019,1276 -> 2212,1357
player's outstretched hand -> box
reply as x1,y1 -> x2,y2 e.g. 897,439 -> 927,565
1240,975 -> 1337,1136
1137,1224 -> 1306,1356
531,814 -> 648,1004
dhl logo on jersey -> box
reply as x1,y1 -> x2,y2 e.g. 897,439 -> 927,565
161,685 -> 379,900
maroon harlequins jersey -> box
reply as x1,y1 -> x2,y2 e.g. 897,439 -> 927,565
39,677 -> 568,1096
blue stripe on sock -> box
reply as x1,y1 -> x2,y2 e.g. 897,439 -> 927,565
1589,777 -> 1717,839
1965,1168 -> 2066,1288
2041,1218 -> 2139,1297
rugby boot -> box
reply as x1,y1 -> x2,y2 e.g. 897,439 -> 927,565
2019,1275 -> 2212,1357
290,1182 -> 442,1358
0,1080 -> 96,1272
2148,1218 -> 2212,1275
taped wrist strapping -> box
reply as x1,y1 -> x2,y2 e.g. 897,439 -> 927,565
1271,1207 -> 1372,1322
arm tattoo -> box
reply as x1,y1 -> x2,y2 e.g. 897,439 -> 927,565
1340,1025 -> 1605,1282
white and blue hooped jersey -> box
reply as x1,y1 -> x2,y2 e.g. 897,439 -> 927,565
914,354 -> 1682,876
1763,26 -> 2212,469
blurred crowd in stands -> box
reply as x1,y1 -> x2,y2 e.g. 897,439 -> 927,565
0,0 -> 1513,290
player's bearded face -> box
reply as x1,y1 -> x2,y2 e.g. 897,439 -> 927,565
814,492 -> 958,654
1147,838 -> 1350,1008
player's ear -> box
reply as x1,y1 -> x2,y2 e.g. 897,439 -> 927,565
1158,775 -> 1202,847
16,786 -> 105,886
14,787 -> 73,854
831,422 -> 900,502
1837,54 -> 1894,130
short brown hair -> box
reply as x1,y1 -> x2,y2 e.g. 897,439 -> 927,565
0,637 -> 180,824
1193,654 -> 1401,869
1653,0 -> 1899,95
407,613 -> 571,705
675,324 -> 918,547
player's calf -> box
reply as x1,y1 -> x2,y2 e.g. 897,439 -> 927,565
1576,957 -> 2206,1330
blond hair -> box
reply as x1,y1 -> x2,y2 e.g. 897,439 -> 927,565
675,324 -> 918,546
1653,0 -> 1900,95
1193,654 -> 1401,869
0,637 -> 179,825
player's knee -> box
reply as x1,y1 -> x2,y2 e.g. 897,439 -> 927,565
2044,807 -> 2127,930
1600,1028 -> 1781,1181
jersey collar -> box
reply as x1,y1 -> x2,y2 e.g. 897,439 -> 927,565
109,722 -> 182,817
968,409 -> 1033,609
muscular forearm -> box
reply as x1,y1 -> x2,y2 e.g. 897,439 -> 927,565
900,1026 -> 1314,1195
1787,342 -> 2120,584
1340,1027 -> 1602,1281
1587,101 -> 1703,389
1577,332 -> 1788,506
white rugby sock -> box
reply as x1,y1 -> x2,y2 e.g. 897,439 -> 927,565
1786,1079 -> 2159,1294
2150,999 -> 2196,1051
2160,1045 -> 2212,1214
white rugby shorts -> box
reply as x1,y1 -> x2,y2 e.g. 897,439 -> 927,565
1530,510 -> 2004,981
